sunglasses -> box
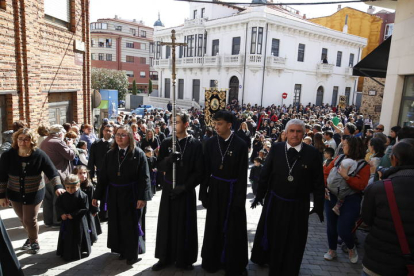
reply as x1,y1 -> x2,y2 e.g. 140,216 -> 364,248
376,128 -> 384,131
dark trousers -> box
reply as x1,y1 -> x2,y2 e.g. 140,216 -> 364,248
324,193 -> 362,250
43,182 -> 59,225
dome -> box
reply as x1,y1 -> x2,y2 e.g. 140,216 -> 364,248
153,12 -> 164,27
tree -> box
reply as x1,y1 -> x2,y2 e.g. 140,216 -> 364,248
132,80 -> 138,95
148,79 -> 153,96
91,68 -> 129,100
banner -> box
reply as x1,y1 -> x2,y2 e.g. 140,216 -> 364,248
204,88 -> 227,127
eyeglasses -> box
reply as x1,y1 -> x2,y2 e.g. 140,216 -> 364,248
376,128 -> 384,131
115,133 -> 128,138
18,138 -> 31,143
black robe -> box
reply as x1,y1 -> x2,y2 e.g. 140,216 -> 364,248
155,136 -> 203,265
199,133 -> 248,275
146,156 -> 157,195
81,184 -> 102,243
94,147 -> 151,261
0,216 -> 24,276
56,189 -> 92,261
251,142 -> 325,275
87,138 -> 113,220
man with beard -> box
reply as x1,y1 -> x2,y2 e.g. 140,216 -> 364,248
250,119 -> 324,275
200,110 -> 249,276
152,112 -> 204,271
87,124 -> 114,221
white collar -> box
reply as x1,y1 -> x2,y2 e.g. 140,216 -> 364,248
224,131 -> 233,142
102,137 -> 113,143
118,146 -> 128,151
286,142 -> 302,152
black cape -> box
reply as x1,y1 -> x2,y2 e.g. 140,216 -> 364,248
200,133 -> 249,275
56,189 -> 92,261
155,136 -> 203,266
94,147 -> 151,261
81,184 -> 102,243
251,142 -> 325,275
0,216 -> 24,276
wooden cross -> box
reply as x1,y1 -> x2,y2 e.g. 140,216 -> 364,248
159,30 -> 187,189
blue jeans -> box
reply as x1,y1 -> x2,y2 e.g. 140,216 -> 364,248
325,193 -> 362,250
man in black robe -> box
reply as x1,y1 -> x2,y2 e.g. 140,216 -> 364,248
200,110 -> 249,276
87,125 -> 113,221
93,125 -> 151,265
251,119 -> 324,275
0,216 -> 24,276
152,113 -> 203,271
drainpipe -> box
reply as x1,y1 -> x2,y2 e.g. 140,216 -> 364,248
260,23 -> 269,106
242,22 -> 248,106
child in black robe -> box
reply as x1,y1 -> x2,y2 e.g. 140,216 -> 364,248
74,165 -> 102,243
249,157 -> 263,195
56,174 -> 91,261
144,147 -> 157,196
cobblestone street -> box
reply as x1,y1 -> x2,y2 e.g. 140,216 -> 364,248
1,182 -> 366,276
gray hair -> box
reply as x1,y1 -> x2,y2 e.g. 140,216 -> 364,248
285,119 -> 306,133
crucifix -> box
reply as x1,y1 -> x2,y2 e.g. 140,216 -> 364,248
160,30 -> 187,189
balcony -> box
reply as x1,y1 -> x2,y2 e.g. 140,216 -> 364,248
316,63 -> 334,75
153,58 -> 171,69
180,57 -> 204,68
204,56 -> 221,67
222,54 -> 244,68
344,67 -> 354,76
266,56 -> 286,70
247,54 -> 263,68
184,17 -> 207,28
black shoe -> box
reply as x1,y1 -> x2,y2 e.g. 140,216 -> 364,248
118,254 -> 125,260
152,261 -> 169,271
30,242 -> 40,254
126,258 -> 141,265
176,263 -> 194,271
21,239 -> 31,250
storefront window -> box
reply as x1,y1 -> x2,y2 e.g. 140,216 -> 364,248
399,75 -> 414,127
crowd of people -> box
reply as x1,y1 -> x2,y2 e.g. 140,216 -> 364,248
0,101 -> 413,276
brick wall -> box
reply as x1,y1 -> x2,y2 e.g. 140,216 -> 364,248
360,77 -> 385,124
0,0 -> 91,130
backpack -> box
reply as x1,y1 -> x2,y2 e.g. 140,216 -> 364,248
327,154 -> 368,196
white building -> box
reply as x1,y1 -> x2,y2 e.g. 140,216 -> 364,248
152,0 -> 367,107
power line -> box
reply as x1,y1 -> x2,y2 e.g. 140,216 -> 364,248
174,0 -> 364,6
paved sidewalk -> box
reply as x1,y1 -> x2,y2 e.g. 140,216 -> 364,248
1,185 -> 366,276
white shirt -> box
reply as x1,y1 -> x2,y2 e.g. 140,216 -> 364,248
224,131 -> 234,142
286,142 -> 302,152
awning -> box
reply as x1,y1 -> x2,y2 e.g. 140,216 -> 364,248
353,36 -> 391,79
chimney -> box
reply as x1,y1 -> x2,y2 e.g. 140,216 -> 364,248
303,14 -> 306,19
337,5 -> 341,11
343,14 -> 348,33
367,5 -> 375,14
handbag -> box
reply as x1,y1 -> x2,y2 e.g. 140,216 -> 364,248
384,179 -> 414,276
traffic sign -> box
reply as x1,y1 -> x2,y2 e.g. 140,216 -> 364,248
282,92 -> 288,99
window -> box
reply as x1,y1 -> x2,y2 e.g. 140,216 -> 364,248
115,26 -> 122,31
106,39 -> 112,48
345,87 -> 351,105
126,42 -> 134,48
210,80 -> 217,88
126,56 -> 134,63
193,10 -> 197,19
179,46 -> 183,58
98,53 -> 104,61
150,42 -> 154,54
91,53 -> 97,60
130,28 -> 136,36
45,0 -> 70,27
141,30 -> 147,38
384,23 -> 394,40
140,72 -> 146,78
90,22 -> 108,30
98,38 -> 104,47
156,42 -> 161,59
141,43 -> 146,50
232,37 -> 241,55
336,51 -> 342,67
204,32 -> 207,55
106,54 -> 112,61
398,75 -> 414,127
140,57 -> 146,64
332,86 -> 338,106
201,8 -> 205,18
187,35 -> 194,57
178,79 -> 184,99
198,34 -> 203,57
194,35 -> 198,57
297,44 -> 305,62
349,53 -> 355,67
321,48 -> 328,61
257,27 -> 263,54
1,0 -> 6,10
166,46 -> 171,59
192,79 -> 200,102
250,27 -> 257,54
212,39 -> 219,56
126,71 -> 134,77
165,78 -> 171,98
294,84 -> 301,105
150,71 -> 158,80
271,39 -> 280,56
91,39 -> 95,47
